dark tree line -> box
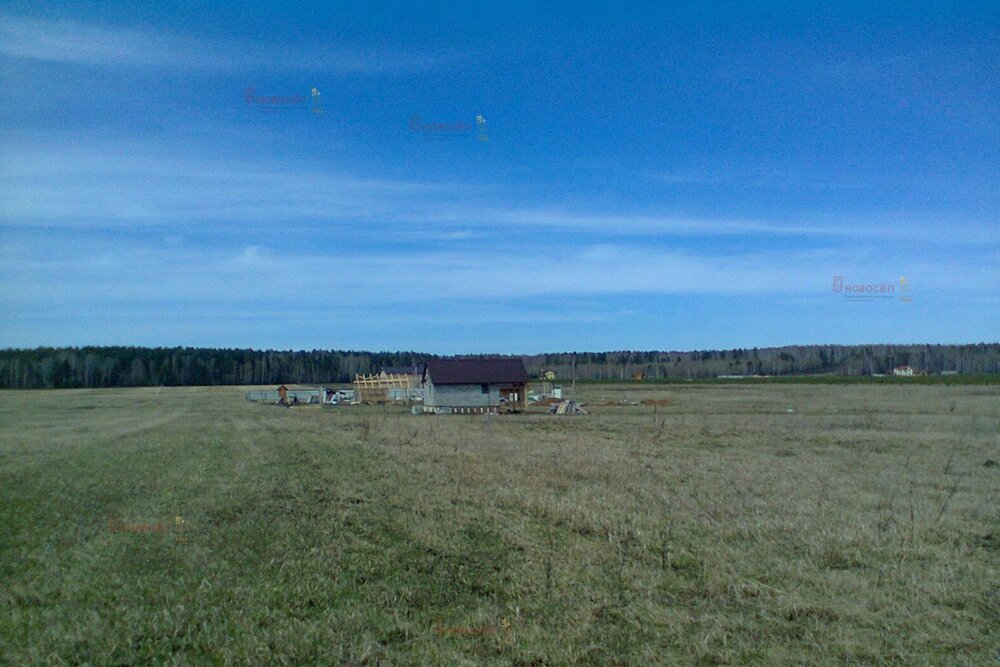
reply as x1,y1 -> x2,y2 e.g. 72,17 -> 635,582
0,344 -> 997,389
523,343 -> 1000,380
0,347 -> 423,389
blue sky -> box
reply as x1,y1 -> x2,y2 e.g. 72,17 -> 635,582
1,1 -> 997,353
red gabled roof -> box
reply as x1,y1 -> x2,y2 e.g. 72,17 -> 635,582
423,357 -> 529,385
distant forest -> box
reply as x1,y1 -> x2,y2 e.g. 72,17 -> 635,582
1,344 -> 998,389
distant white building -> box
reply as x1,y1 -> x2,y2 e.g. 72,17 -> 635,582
893,365 -> 914,377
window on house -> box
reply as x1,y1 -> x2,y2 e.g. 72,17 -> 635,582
481,384 -> 489,394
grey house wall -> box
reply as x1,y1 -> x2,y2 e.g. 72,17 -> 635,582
425,382 -> 504,408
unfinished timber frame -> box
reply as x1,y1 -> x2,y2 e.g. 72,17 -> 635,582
353,373 -> 412,403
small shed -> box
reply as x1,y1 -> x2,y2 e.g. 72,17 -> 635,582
422,358 -> 529,413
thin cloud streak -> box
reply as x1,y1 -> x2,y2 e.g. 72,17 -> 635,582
0,142 -> 472,227
0,12 -> 455,73
2,140 -> 996,247
3,237 -> 995,311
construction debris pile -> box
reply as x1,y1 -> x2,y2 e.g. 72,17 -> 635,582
548,399 -> 587,415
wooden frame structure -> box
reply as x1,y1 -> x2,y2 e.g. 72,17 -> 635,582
353,373 -> 412,403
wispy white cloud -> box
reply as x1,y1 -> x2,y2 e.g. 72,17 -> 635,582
448,207 -> 836,236
1,12 -> 201,68
0,140 -> 471,227
3,213 -> 997,349
1,131 -> 996,272
645,169 -> 869,191
2,138 -> 996,250
401,204 -> 1000,244
3,234 -> 995,312
0,12 -> 454,73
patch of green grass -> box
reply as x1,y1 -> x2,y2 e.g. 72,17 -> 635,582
580,373 -> 1000,385
1,384 -> 998,664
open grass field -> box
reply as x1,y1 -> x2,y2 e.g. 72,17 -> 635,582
2,383 -> 998,665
